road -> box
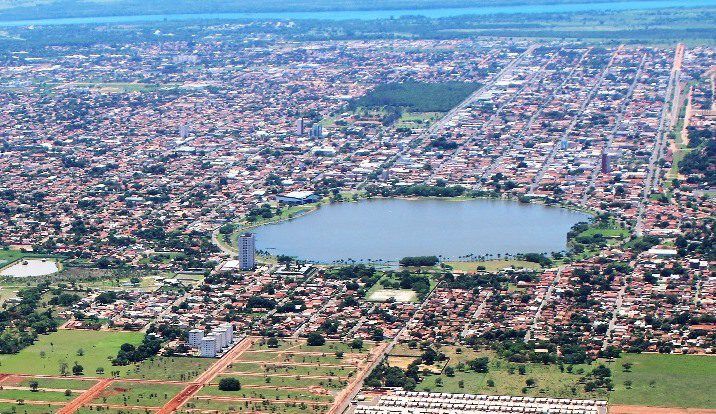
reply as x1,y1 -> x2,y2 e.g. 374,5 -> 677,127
358,44 -> 536,189
524,266 -> 565,342
528,45 -> 623,193
330,283 -> 443,414
476,47 -> 592,189
601,284 -> 627,350
56,378 -> 113,414
155,336 -> 254,414
635,44 -> 683,235
426,45 -> 548,182
580,52 -> 647,205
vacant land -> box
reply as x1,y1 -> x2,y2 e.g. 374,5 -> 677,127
123,356 -> 214,381
0,330 -> 143,376
608,354 -> 716,409
351,82 -> 480,113
367,289 -> 417,303
388,346 -> 716,409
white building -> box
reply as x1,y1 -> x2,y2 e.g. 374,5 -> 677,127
238,233 -> 256,270
200,335 -> 218,357
188,329 -> 204,347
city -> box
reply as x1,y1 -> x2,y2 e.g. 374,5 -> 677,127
0,1 -> 714,414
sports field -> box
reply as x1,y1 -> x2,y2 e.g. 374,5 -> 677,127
0,330 -> 143,377
367,289 -> 417,303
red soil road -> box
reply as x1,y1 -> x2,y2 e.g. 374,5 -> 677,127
155,337 -> 254,414
610,406 -> 716,414
56,378 -> 113,414
328,341 -> 389,414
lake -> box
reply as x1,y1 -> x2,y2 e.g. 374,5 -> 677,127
0,258 -> 59,277
253,198 -> 590,263
1,0 -> 714,27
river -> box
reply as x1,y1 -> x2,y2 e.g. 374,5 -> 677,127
252,198 -> 590,263
0,0 -> 714,27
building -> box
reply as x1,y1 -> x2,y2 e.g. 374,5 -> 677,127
600,150 -> 609,174
238,233 -> 256,271
188,329 -> 204,347
310,124 -> 323,139
296,118 -> 305,135
276,190 -> 320,205
199,335 -> 217,357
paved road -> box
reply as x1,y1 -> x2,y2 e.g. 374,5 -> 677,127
426,45 -> 547,182
331,283 -> 443,414
476,48 -> 592,189
635,44 -> 683,235
528,45 -> 623,193
359,44 -> 537,189
524,266 -> 565,342
601,284 -> 627,351
580,52 -> 647,205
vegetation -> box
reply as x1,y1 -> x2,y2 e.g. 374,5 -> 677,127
350,82 -> 479,113
218,377 -> 242,391
399,256 -> 439,267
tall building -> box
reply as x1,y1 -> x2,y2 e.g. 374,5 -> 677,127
179,123 -> 190,139
601,150 -> 610,174
238,233 -> 256,270
200,335 -> 217,357
310,124 -> 323,139
296,118 -> 305,135
188,329 -> 204,347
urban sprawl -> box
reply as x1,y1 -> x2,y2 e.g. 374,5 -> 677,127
0,24 -> 714,414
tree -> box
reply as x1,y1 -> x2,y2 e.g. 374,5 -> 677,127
622,362 -> 633,372
72,362 -> 84,376
267,337 -> 279,348
29,381 -> 39,392
350,339 -> 364,350
218,377 -> 241,391
486,379 -> 495,387
624,380 -> 632,389
469,357 -> 489,373
526,378 -> 536,387
444,366 -> 455,377
306,332 -> 325,346
59,362 -> 69,376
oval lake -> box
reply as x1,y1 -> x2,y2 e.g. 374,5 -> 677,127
252,198 -> 591,263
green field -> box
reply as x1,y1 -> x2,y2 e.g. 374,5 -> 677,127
0,330 -> 143,377
390,346 -> 716,409
608,354 -> 716,408
93,381 -> 184,406
123,356 -> 214,381
0,402 -> 58,414
404,347 -> 603,400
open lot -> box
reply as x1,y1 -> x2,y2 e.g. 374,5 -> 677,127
0,330 -> 143,377
608,354 -> 716,409
367,289 -> 417,303
182,338 -> 376,414
388,346 -> 716,409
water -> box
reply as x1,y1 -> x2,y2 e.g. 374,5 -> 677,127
0,259 -> 59,277
1,0 -> 714,27
252,198 -> 590,263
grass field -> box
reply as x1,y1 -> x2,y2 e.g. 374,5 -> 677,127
608,354 -> 716,408
0,330 -> 143,377
93,381 -> 184,406
123,356 -> 214,381
445,260 -> 541,273
388,346 -> 716,409
398,346 -> 603,400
